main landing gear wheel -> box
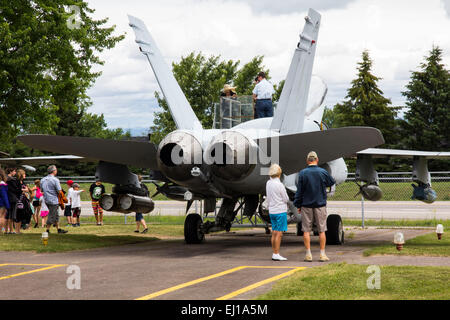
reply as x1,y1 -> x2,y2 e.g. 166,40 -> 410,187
325,214 -> 344,245
296,222 -> 304,236
184,213 -> 205,244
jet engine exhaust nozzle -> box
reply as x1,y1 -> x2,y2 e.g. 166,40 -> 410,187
204,131 -> 257,181
157,131 -> 203,182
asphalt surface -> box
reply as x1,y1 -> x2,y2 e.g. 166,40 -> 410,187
1,226 -> 448,300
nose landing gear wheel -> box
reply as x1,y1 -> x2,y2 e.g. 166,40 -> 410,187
325,214 -> 344,245
184,213 -> 205,244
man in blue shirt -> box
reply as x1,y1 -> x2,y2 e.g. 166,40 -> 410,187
41,165 -> 68,234
294,151 -> 335,262
252,71 -> 274,119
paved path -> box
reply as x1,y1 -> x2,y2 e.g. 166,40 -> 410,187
0,227 -> 448,300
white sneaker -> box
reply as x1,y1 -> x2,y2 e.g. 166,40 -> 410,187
272,254 -> 288,261
304,253 -> 313,262
319,254 -> 330,262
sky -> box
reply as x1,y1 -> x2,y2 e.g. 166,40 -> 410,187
85,0 -> 450,134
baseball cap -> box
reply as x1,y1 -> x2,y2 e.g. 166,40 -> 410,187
73,183 -> 80,188
67,180 -> 74,186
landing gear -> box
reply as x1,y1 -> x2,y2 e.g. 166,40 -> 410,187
325,214 -> 344,245
296,222 -> 304,236
184,213 -> 205,244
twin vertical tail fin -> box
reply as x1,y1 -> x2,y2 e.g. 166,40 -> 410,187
270,8 -> 321,134
128,15 -> 203,132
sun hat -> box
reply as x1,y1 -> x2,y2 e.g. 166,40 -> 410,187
223,84 -> 236,92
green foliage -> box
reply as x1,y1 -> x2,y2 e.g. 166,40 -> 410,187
150,53 -> 269,144
0,0 -> 124,155
333,50 -> 400,147
322,106 -> 337,128
272,79 -> 284,103
233,55 -> 268,96
400,46 -> 450,170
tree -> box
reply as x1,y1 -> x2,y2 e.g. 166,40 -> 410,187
322,106 -> 337,128
400,46 -> 450,170
0,1 -> 124,153
333,50 -> 400,147
400,46 -> 449,151
234,55 -> 268,95
150,52 -> 269,144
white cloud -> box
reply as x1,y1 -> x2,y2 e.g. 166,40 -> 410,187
86,0 -> 450,130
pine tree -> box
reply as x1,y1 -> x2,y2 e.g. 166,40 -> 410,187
334,50 -> 399,147
401,46 -> 449,151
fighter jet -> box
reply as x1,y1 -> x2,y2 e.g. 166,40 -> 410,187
2,9 -> 448,245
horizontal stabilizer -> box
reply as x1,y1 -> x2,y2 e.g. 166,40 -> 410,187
17,135 -> 159,169
257,127 -> 384,176
356,148 -> 450,159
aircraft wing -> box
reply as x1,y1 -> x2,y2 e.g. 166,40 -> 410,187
257,127 -> 384,176
356,148 -> 450,159
17,135 -> 159,169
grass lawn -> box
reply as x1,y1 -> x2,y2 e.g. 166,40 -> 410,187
0,219 -> 185,253
256,263 -> 450,300
363,231 -> 450,257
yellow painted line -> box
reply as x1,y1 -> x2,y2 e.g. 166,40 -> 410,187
0,264 -> 67,281
216,267 -> 306,300
0,263 -> 63,267
136,266 -> 305,300
136,266 -> 248,300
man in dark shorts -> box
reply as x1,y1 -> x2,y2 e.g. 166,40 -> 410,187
294,151 -> 335,262
40,165 -> 68,234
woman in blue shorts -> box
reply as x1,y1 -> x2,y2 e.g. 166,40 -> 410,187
265,164 -> 289,261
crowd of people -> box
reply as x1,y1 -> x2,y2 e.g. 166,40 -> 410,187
0,165 -> 150,235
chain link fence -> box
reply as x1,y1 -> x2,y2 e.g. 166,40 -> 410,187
26,171 -> 450,202
331,172 -> 450,201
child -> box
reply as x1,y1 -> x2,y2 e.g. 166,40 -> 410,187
70,183 -> 84,227
31,179 -> 42,228
0,168 -> 10,234
39,195 -> 49,228
64,180 -> 74,226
